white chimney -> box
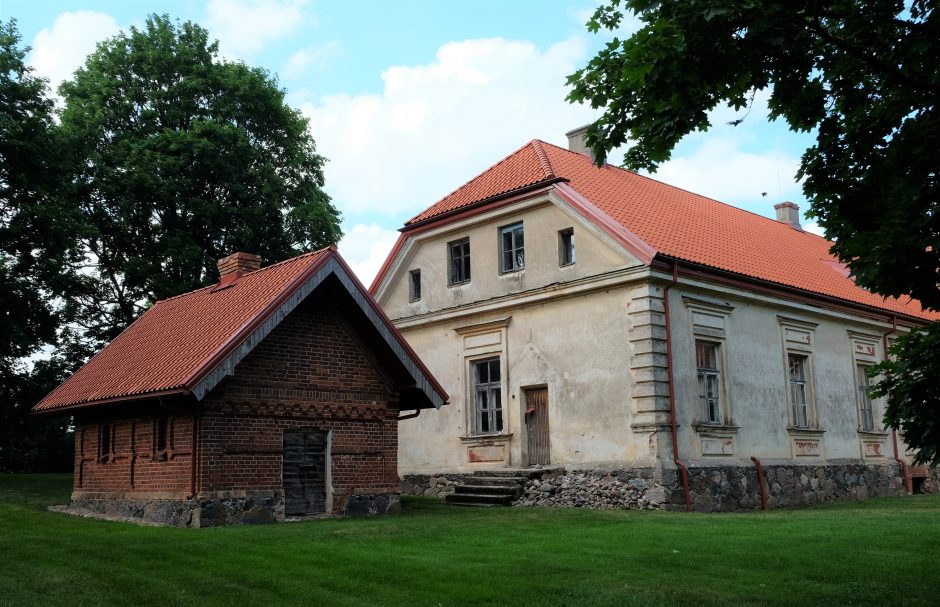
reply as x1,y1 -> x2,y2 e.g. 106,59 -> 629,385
774,201 -> 802,230
565,125 -> 595,162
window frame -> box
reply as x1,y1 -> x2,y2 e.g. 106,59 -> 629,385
472,357 -> 503,435
856,363 -> 875,432
98,422 -> 114,463
447,238 -> 471,286
787,352 -> 812,428
695,340 -> 722,424
408,269 -> 422,302
558,227 -> 575,266
499,222 -> 525,274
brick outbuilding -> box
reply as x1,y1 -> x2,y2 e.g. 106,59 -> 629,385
33,247 -> 447,526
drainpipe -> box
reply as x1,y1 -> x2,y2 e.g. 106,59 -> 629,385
398,410 -> 421,421
883,316 -> 912,493
750,456 -> 768,510
663,261 -> 692,512
189,413 -> 199,500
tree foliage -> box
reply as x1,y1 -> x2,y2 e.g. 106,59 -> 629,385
0,19 -> 74,471
567,1 -> 940,464
59,15 -> 342,351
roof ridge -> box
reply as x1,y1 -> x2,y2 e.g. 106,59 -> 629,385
157,247 -> 332,304
530,139 -> 556,180
405,141 -> 543,224
537,139 -> 828,243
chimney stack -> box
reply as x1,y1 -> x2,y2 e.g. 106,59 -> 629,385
217,252 -> 261,278
773,201 -> 802,230
565,125 -> 595,162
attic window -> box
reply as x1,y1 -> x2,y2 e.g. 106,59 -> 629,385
409,269 -> 421,302
559,228 -> 575,266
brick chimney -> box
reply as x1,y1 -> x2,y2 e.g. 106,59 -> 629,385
773,201 -> 802,230
217,252 -> 261,279
565,125 -> 595,162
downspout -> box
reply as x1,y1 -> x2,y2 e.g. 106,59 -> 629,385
883,315 -> 912,493
663,261 -> 692,512
398,410 -> 421,421
189,413 -> 199,499
750,456 -> 769,510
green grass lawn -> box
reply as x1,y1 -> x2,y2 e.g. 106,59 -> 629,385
0,475 -> 938,606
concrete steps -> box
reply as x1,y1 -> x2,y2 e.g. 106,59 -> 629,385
444,468 -> 563,507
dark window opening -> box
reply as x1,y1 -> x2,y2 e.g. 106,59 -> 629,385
559,228 -> 575,266
99,423 -> 114,463
154,417 -> 169,460
409,269 -> 421,302
448,238 -> 471,285
696,341 -> 721,424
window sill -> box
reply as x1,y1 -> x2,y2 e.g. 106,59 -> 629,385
460,433 -> 512,444
448,280 -> 471,288
857,429 -> 889,438
498,268 -> 525,276
691,422 -> 739,436
786,426 -> 826,436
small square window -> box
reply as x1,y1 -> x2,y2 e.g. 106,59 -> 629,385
559,228 -> 575,266
409,269 -> 421,302
500,222 -> 525,273
448,238 -> 471,285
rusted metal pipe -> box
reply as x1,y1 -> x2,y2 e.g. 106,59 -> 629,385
189,413 -> 199,499
398,410 -> 421,421
882,315 -> 912,493
750,456 -> 768,510
663,261 -> 692,512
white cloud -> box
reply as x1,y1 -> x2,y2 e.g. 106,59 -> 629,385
205,0 -> 312,59
300,36 -> 594,217
651,137 -> 803,213
803,222 -> 827,238
28,11 -> 121,94
337,223 -> 401,286
283,41 -> 339,79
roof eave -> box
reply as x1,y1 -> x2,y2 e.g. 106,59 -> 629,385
31,387 -> 191,416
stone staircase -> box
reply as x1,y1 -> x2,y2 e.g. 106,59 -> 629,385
444,468 -> 560,507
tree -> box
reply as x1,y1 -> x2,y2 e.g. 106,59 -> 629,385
58,14 -> 342,352
567,1 -> 940,464
0,19 -> 75,471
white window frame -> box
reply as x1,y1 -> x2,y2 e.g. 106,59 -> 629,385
472,357 -> 503,435
447,238 -> 471,286
787,352 -> 812,428
695,340 -> 723,424
856,363 -> 875,432
499,222 -> 525,274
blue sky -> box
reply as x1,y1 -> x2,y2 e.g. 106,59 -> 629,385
5,0 -> 816,282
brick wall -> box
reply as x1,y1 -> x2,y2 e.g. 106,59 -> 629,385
73,413 -> 194,496
197,296 -> 400,514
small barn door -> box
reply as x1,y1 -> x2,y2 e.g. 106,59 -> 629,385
524,387 -> 550,466
283,428 -> 328,516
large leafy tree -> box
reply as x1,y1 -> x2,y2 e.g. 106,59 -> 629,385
567,1 -> 939,464
59,14 -> 342,352
0,20 -> 75,471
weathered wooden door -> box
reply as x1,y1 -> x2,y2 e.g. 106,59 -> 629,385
282,428 -> 328,516
524,387 -> 550,466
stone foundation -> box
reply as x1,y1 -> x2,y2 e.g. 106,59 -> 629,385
67,491 -> 401,526
405,462 -> 935,512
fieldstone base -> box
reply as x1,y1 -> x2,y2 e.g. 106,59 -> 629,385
68,497 -> 201,527
341,493 -> 402,516
406,462 -> 935,513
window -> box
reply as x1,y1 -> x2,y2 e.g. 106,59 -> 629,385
696,341 -> 721,423
559,228 -> 575,265
409,269 -> 421,301
448,238 -> 471,285
788,354 -> 810,428
154,417 -> 169,459
857,364 -> 875,431
473,358 -> 503,434
499,222 -> 525,273
99,423 -> 114,462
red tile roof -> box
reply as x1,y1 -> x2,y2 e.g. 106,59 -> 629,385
403,140 -> 937,321
34,248 -> 448,413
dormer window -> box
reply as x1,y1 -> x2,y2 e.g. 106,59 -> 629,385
499,222 -> 525,273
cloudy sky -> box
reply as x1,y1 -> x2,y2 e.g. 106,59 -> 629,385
7,0 -> 817,283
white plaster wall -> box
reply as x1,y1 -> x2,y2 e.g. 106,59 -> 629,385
379,198 -> 636,320
397,286 -> 643,474
668,284 -> 893,467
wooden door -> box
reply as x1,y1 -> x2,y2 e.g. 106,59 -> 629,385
524,387 -> 550,466
283,429 -> 328,516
